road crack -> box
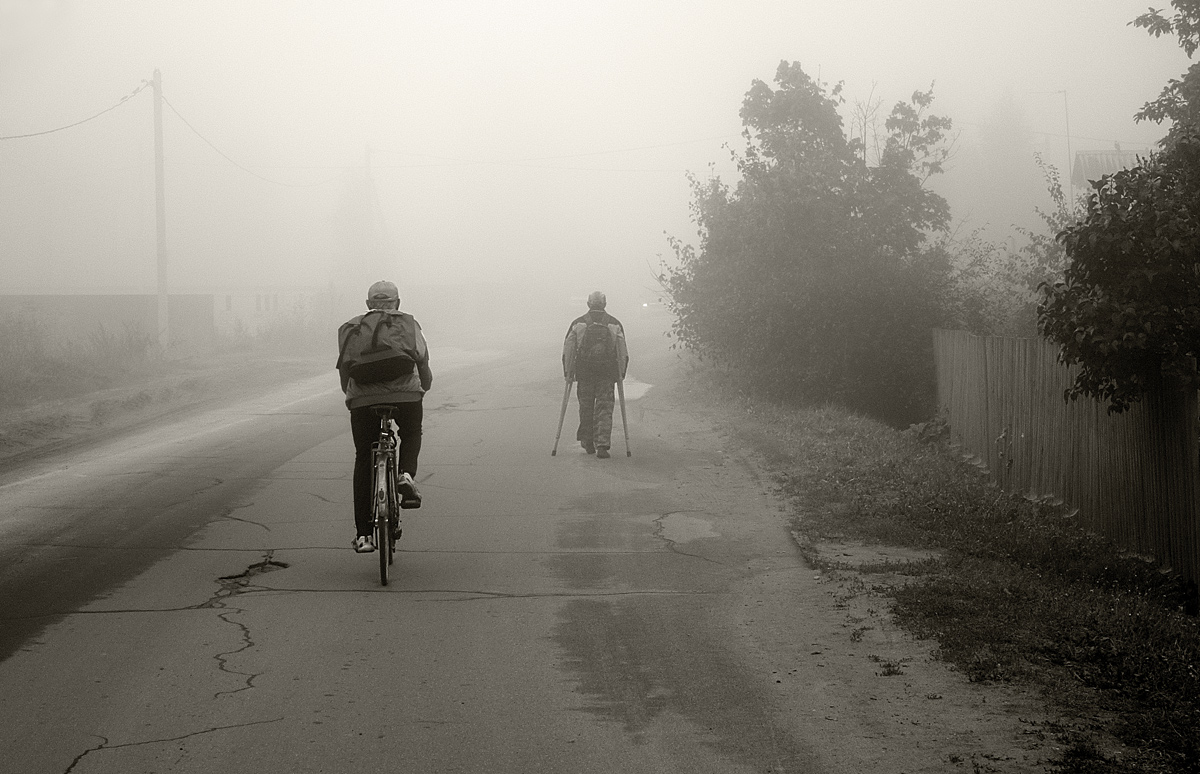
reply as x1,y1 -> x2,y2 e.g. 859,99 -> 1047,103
216,501 -> 270,532
63,717 -> 283,773
200,552 -> 290,697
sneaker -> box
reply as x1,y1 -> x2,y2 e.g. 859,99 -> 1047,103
596,447 -> 611,459
582,441 -> 595,454
398,472 -> 422,509
353,535 -> 375,553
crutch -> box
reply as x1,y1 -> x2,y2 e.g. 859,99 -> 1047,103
616,378 -> 631,457
551,376 -> 573,456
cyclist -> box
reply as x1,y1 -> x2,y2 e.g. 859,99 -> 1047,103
337,280 -> 433,553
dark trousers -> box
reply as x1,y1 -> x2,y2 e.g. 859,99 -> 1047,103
576,378 -> 616,449
351,401 -> 422,536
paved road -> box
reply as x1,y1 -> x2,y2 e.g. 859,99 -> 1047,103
0,315 -> 830,773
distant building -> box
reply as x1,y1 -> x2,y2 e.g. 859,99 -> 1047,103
212,288 -> 324,338
1071,147 -> 1145,188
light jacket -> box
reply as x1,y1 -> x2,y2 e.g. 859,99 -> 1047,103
563,309 -> 628,381
337,309 -> 432,409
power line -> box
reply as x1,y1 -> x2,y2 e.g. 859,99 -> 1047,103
372,133 -> 741,167
517,134 -> 742,162
159,92 -> 347,188
0,82 -> 150,140
0,79 -> 347,186
370,160 -> 692,174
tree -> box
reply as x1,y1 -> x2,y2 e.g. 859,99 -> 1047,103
662,62 -> 953,426
1132,2 -> 1200,130
944,155 -> 1075,338
1014,155 -> 1075,297
1038,131 -> 1200,412
1037,5 -> 1200,411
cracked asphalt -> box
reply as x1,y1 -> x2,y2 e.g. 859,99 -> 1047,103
0,310 -> 1046,773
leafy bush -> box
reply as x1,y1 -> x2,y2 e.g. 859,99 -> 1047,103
661,62 -> 954,426
1038,4 -> 1200,414
939,156 -> 1075,337
1040,129 -> 1200,413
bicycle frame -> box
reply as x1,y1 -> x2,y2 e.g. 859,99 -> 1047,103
371,413 -> 401,585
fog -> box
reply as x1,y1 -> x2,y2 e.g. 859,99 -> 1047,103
0,1 -> 1188,317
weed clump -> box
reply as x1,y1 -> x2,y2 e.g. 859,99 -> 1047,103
0,313 -> 159,411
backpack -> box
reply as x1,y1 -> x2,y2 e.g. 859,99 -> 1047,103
577,319 -> 616,374
336,310 -> 418,384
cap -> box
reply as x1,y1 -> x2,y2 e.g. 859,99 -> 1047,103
367,280 -> 399,302
587,291 -> 606,309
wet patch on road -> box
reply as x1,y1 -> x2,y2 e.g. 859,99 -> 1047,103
545,553 -> 614,590
554,510 -> 660,549
559,488 -> 674,518
551,596 -> 819,770
657,512 -> 717,544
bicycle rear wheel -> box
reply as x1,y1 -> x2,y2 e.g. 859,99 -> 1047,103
374,454 -> 390,586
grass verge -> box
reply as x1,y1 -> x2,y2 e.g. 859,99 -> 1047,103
0,309 -> 329,463
719,388 -> 1199,774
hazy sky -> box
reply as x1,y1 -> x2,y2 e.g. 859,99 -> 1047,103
0,1 -> 1189,301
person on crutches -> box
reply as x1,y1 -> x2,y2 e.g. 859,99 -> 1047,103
560,291 -> 628,459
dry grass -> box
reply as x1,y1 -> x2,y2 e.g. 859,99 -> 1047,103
0,315 -> 159,410
718,389 -> 1199,774
0,313 -> 329,461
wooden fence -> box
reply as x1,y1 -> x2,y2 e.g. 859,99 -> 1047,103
933,329 -> 1199,588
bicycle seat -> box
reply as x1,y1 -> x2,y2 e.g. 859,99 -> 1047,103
372,405 -> 397,419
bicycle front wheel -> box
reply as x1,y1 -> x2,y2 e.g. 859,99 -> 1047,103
387,463 -> 400,566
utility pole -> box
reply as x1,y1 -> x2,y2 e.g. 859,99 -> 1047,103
363,143 -> 392,280
1028,89 -> 1076,212
152,69 -> 169,352
1060,90 -> 1074,212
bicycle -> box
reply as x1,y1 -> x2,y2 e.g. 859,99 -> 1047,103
371,406 -> 402,585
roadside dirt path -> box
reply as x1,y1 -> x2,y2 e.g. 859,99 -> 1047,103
651,372 -> 1062,773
